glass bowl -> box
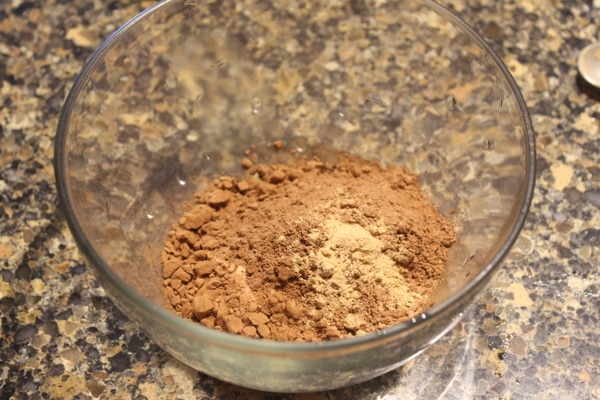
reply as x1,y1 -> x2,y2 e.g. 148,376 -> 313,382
54,0 -> 535,393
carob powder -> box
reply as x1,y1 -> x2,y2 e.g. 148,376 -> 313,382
161,145 -> 456,342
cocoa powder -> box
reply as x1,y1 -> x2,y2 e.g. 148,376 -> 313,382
161,147 -> 456,342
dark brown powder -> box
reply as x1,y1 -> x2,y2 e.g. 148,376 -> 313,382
161,148 -> 456,341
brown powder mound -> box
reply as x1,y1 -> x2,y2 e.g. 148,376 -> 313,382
161,151 -> 456,342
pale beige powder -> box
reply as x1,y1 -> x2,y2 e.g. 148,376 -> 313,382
311,219 -> 421,334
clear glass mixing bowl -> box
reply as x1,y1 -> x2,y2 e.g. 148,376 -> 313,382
54,0 -> 535,392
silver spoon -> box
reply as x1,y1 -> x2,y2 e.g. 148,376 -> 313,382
578,42 -> 600,88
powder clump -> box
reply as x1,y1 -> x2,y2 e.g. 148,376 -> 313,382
161,150 -> 456,342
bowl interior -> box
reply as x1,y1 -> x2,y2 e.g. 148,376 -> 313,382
57,0 -> 533,332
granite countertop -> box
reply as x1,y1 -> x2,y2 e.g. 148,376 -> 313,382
1,0 -> 599,399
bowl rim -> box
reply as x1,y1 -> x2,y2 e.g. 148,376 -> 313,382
54,0 -> 536,354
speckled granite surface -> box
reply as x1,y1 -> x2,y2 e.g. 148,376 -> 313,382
1,0 -> 599,399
